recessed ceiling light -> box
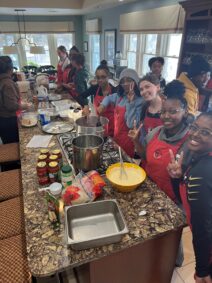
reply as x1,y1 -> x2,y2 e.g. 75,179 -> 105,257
119,0 -> 124,2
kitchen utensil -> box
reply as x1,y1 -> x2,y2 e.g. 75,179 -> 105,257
20,112 -> 38,127
65,199 -> 128,250
75,115 -> 109,138
36,85 -> 48,98
106,162 -> 146,192
42,121 -> 74,134
72,134 -> 104,171
118,146 -> 128,179
96,115 -> 102,127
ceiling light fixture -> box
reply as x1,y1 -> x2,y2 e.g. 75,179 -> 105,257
3,9 -> 45,55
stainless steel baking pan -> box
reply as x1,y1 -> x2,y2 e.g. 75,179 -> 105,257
42,121 -> 74,134
65,200 -> 128,250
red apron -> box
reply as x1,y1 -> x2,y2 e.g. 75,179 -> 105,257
57,63 -> 63,85
114,98 -> 135,157
94,86 -> 115,137
143,110 -> 163,134
144,130 -> 188,201
62,66 -> 72,84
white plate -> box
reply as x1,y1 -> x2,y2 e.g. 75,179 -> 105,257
42,121 -> 74,134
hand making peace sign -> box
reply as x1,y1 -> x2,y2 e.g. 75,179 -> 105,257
127,82 -> 135,102
167,149 -> 184,179
128,120 -> 143,142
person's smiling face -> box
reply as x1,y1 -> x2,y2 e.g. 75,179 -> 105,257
139,80 -> 160,102
160,99 -> 186,135
188,115 -> 212,154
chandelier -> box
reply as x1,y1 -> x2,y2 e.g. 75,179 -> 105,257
3,9 -> 45,55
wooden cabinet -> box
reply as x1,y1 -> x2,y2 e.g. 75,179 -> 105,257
178,0 -> 212,75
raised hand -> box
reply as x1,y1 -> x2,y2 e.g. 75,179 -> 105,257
127,82 -> 135,102
167,149 -> 183,179
82,105 -> 90,116
128,120 -> 143,142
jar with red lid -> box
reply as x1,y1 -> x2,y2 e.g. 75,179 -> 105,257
38,154 -> 48,163
48,161 -> 60,183
51,149 -> 63,167
36,161 -> 49,186
40,149 -> 50,156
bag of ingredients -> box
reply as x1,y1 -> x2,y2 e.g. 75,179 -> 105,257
62,179 -> 90,206
81,170 -> 105,200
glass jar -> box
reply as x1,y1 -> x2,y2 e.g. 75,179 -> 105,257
38,154 -> 48,163
40,149 -> 50,156
36,161 -> 49,186
48,154 -> 59,164
51,149 -> 63,167
61,165 -> 74,188
48,161 -> 60,183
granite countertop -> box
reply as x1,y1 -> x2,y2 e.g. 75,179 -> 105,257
19,125 -> 186,277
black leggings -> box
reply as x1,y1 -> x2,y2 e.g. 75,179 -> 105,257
0,116 -> 19,144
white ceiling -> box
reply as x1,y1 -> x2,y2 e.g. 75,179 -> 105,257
0,0 -> 137,16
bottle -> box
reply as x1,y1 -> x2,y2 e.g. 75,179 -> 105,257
48,161 -> 60,183
40,149 -> 50,156
61,165 -> 74,188
36,161 -> 49,186
51,149 -> 63,167
46,182 -> 62,227
38,154 -> 48,163
48,154 -> 59,164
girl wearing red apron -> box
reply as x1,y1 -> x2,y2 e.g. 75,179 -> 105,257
129,80 -> 189,202
78,63 -> 117,137
168,112 -> 212,282
63,54 -> 88,100
138,73 -> 163,144
56,46 -> 70,86
98,68 -> 143,157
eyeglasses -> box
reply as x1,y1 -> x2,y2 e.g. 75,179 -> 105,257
96,75 -> 107,80
160,109 -> 184,115
189,124 -> 212,137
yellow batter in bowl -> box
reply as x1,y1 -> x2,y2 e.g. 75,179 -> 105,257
106,162 -> 146,192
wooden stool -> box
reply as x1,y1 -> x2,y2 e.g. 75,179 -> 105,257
0,233 -> 31,283
0,169 -> 22,201
0,142 -> 20,164
0,197 -> 25,240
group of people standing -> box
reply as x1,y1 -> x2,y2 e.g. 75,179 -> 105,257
0,43 -> 211,282
60,48 -> 211,282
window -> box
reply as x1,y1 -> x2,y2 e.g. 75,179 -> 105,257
24,34 -> 50,66
54,33 -> 74,50
89,34 -> 100,74
1,33 -> 75,69
163,34 -> 182,82
123,33 -> 182,82
0,34 -> 20,69
125,34 -> 139,70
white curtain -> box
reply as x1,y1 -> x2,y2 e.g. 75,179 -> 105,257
120,4 -> 185,34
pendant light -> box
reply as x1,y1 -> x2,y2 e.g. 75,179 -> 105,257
3,9 -> 45,55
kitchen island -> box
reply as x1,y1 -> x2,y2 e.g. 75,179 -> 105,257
19,123 -> 186,283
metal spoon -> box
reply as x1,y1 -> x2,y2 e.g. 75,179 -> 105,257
118,146 -> 128,179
